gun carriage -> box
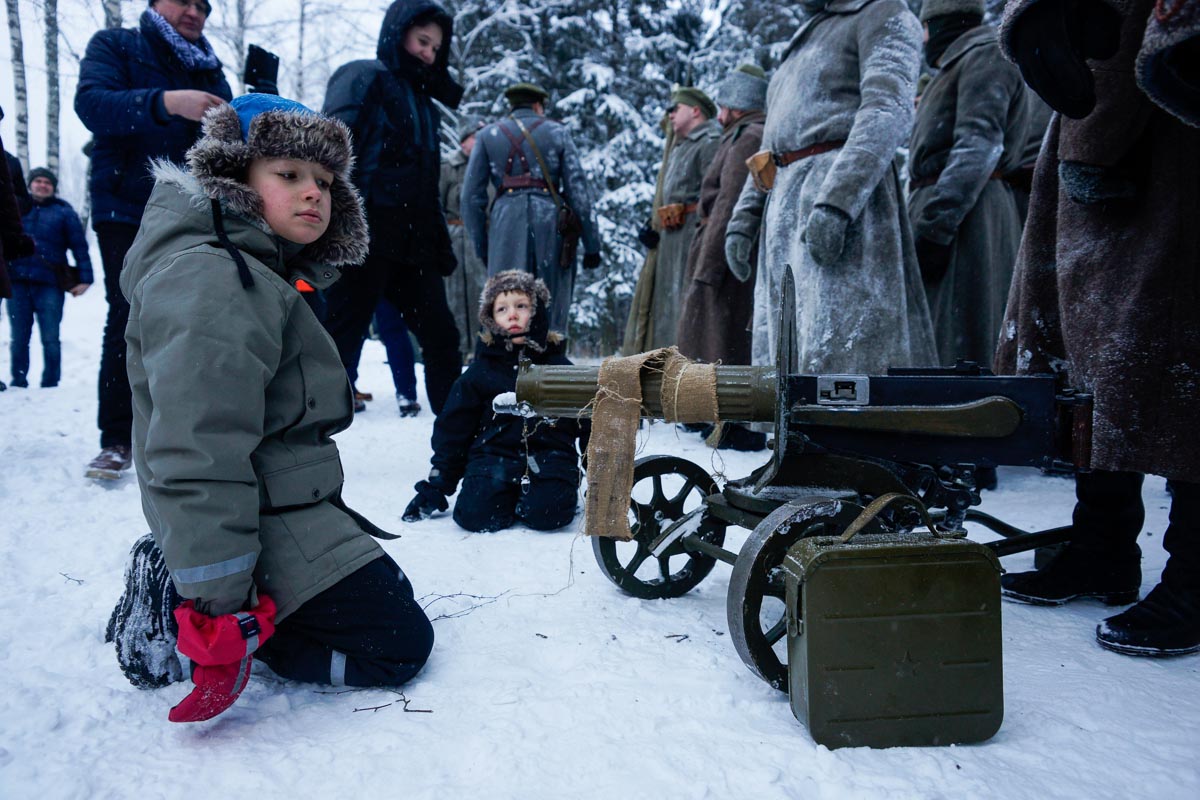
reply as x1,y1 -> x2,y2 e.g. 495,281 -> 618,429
511,271 -> 1091,746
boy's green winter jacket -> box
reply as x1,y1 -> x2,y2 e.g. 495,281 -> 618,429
120,164 -> 388,620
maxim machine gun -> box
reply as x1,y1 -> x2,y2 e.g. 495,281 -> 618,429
512,270 -> 1091,749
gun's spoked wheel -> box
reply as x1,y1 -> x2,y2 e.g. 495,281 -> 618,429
592,455 -> 727,600
727,497 -> 878,691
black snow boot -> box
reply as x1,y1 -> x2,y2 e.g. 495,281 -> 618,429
1097,481 -> 1200,656
106,534 -> 184,689
700,423 -> 768,452
1002,470 -> 1144,605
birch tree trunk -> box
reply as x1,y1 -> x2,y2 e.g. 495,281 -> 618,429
295,0 -> 307,102
4,0 -> 30,172
102,0 -> 122,29
45,0 -> 60,174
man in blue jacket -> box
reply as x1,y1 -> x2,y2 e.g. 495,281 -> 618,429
7,168 -> 92,389
74,0 -> 231,479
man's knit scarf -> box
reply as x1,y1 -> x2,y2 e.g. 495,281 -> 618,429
145,9 -> 220,72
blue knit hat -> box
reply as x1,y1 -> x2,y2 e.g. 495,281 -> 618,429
185,94 -> 369,268
229,93 -> 318,141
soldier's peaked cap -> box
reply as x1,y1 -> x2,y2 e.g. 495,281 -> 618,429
504,82 -> 550,106
670,87 -> 717,119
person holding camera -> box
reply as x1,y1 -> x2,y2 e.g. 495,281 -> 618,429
321,0 -> 464,415
74,0 -> 231,479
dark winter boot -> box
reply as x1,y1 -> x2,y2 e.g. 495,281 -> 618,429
1097,481 -> 1200,656
975,466 -> 998,491
1002,470 -> 1144,605
106,534 -> 184,689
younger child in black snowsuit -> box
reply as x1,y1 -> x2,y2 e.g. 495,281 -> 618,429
403,271 -> 586,532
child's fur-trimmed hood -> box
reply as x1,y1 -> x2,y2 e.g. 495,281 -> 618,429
183,102 -> 369,268
477,270 -> 563,352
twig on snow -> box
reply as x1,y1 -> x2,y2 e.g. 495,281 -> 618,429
60,573 -> 84,585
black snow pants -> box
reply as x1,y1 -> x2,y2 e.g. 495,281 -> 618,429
321,208 -> 461,415
452,457 -> 579,533
256,554 -> 434,687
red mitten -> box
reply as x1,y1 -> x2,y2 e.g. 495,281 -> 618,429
168,594 -> 277,723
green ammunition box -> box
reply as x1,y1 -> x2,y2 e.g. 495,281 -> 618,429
782,532 -> 1003,749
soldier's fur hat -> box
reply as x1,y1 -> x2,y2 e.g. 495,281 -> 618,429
455,115 -> 486,143
478,270 -> 559,351
184,93 -> 368,267
919,0 -> 985,22
716,64 -> 767,112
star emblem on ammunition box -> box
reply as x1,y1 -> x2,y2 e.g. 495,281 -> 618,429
895,650 -> 919,679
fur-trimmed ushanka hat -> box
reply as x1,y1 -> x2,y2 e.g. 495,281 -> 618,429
478,270 -> 556,351
185,93 -> 369,268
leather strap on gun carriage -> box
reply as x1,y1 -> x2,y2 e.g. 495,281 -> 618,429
585,348 -> 719,540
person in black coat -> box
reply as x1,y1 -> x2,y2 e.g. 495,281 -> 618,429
404,271 -> 586,532
321,0 -> 464,415
1,110 -> 38,395
74,0 -> 232,478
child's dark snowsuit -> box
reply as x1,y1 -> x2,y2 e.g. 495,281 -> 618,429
410,271 -> 586,532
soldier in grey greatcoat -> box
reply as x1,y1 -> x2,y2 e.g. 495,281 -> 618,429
440,116 -> 489,358
725,0 -> 936,373
637,87 -> 722,351
461,83 -> 601,334
907,0 -> 1031,368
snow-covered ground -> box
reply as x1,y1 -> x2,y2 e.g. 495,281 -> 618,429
1,289 -> 1197,799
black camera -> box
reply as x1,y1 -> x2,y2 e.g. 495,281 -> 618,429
244,44 -> 280,95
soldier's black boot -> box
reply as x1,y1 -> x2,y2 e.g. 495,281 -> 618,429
1098,481 -> 1200,656
1002,470 -> 1144,605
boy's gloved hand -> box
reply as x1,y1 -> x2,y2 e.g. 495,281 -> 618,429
582,252 -> 601,270
637,223 -> 660,250
403,480 -> 449,522
169,594 -> 277,723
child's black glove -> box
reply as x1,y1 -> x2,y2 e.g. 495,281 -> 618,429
403,480 -> 449,522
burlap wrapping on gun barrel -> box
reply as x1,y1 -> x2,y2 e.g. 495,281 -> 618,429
584,348 -> 719,540
660,349 -> 719,424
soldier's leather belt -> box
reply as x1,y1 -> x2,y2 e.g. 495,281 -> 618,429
501,175 -> 550,191
910,169 -> 1009,190
446,218 -> 464,226
657,201 -> 699,231
772,140 -> 846,167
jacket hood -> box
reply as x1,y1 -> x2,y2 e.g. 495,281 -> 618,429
119,163 -> 344,301
376,0 -> 463,107
185,103 -> 369,268
477,270 -> 561,353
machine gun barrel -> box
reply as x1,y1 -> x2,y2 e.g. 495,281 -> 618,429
515,364 -> 777,422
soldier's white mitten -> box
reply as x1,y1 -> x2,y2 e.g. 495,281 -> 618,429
725,232 -> 754,282
804,205 -> 850,267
